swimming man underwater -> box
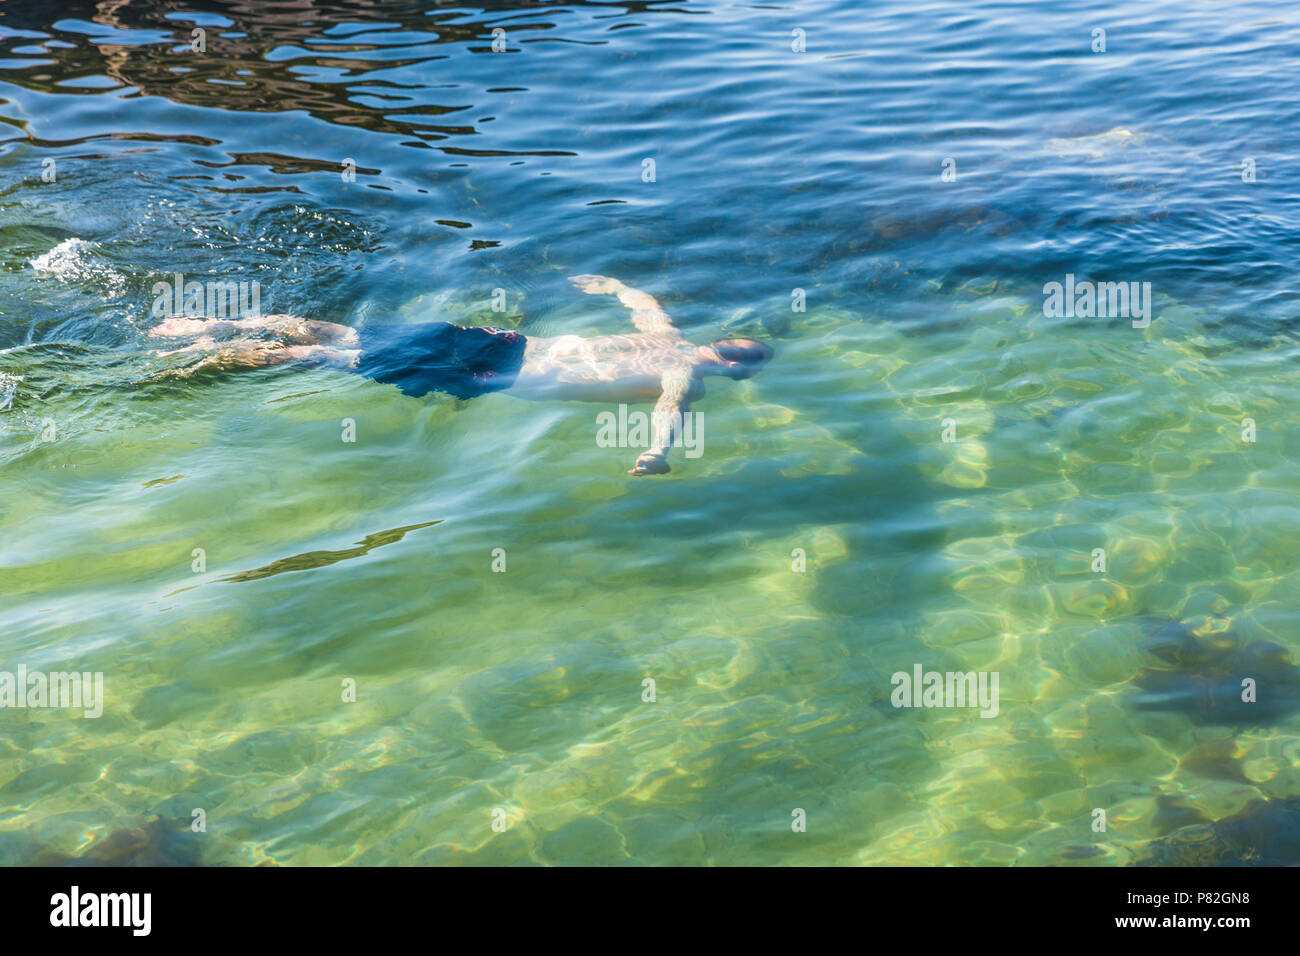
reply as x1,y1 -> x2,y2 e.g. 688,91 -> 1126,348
149,275 -> 774,476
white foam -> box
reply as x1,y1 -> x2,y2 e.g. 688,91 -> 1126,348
0,371 -> 22,411
28,238 -> 126,295
29,237 -> 96,274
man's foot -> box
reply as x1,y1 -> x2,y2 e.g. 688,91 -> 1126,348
149,316 -> 234,338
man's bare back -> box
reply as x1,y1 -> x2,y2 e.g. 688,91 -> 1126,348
149,275 -> 773,476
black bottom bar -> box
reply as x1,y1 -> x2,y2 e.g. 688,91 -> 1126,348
3,864 -> 1277,943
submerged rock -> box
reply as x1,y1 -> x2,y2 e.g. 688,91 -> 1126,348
1130,620 -> 1300,726
1136,796 -> 1300,866
1046,127 -> 1145,159
32,816 -> 204,867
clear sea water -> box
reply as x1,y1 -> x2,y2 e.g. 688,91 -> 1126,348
1,0 -> 1298,865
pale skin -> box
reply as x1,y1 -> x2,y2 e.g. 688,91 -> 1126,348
149,276 -> 760,475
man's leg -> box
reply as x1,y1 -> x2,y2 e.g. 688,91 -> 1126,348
150,314 -> 359,347
151,336 -> 359,379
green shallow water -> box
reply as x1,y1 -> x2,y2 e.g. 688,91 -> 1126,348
2,0 -> 1299,865
5,283 -> 1298,865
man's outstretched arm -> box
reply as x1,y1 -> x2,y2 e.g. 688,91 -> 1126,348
630,370 -> 698,476
570,275 -> 681,337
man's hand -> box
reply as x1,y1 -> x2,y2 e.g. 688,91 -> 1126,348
629,450 -> 670,476
570,274 -> 626,295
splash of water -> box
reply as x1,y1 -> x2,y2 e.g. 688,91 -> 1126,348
28,238 -> 127,295
0,370 -> 22,411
